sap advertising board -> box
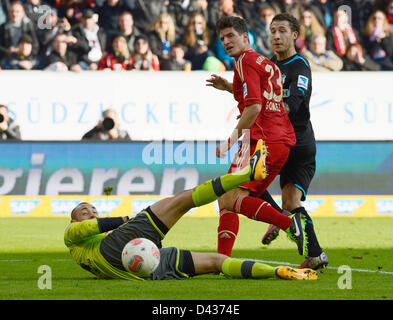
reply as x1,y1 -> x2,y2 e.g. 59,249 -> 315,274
0,71 -> 392,141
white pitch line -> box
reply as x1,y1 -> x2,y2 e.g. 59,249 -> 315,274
2,258 -> 393,275
247,259 -> 393,275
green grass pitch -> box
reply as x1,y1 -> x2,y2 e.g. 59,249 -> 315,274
0,217 -> 392,301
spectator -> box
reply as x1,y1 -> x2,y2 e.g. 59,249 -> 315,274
96,0 -> 130,36
98,34 -> 133,70
109,10 -> 141,55
297,8 -> 326,53
181,12 -> 211,61
335,0 -> 374,36
146,13 -> 177,63
302,34 -> 343,71
72,8 -> 106,70
342,42 -> 381,71
37,9 -> 72,58
235,0 -> 261,27
160,43 -> 191,71
270,0 -> 303,21
326,8 -> 359,57
131,34 -> 160,71
0,1 -> 39,59
44,32 -> 82,71
24,0 -> 49,26
250,3 -> 275,57
373,0 -> 393,31
0,0 -> 8,26
310,0 -> 336,30
82,108 -> 131,141
167,0 -> 194,37
0,104 -> 21,140
128,0 -> 166,33
363,9 -> 393,70
0,34 -> 38,69
189,0 -> 210,32
57,0 -> 92,27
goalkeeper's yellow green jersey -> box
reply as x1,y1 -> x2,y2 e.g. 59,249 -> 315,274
64,219 -> 143,281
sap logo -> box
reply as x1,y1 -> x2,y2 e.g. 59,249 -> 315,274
91,199 -> 122,215
10,200 -> 41,214
376,200 -> 393,214
131,199 -> 160,213
50,199 -> 83,214
303,199 -> 324,214
334,199 -> 364,214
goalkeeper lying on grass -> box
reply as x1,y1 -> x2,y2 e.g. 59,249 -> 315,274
65,139 -> 317,281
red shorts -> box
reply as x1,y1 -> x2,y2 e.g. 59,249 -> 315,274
228,140 -> 290,197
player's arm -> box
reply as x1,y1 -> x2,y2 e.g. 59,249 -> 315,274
216,103 -> 261,158
206,74 -> 233,93
217,60 -> 262,158
64,217 -> 129,246
232,103 -> 261,140
284,62 -> 311,116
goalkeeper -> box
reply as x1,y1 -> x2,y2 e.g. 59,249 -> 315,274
65,140 -> 317,281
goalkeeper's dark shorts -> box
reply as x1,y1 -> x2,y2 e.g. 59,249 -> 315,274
100,207 -> 196,280
279,142 -> 316,201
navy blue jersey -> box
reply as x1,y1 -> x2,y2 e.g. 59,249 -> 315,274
270,54 -> 315,146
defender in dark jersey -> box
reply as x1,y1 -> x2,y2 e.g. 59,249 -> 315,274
261,13 -> 328,270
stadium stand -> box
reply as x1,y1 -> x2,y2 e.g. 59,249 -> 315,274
0,0 -> 391,71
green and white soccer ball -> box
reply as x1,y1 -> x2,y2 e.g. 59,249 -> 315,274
121,238 -> 160,277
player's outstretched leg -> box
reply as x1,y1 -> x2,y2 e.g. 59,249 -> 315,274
150,139 -> 267,229
190,252 -> 318,280
221,257 -> 317,280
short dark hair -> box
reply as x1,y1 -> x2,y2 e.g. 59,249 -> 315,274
70,202 -> 90,221
271,12 -> 300,36
216,15 -> 248,35
18,34 -> 33,45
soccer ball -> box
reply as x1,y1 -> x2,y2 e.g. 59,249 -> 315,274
121,238 -> 160,277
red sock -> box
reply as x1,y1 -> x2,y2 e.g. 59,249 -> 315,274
238,196 -> 291,231
217,210 -> 239,257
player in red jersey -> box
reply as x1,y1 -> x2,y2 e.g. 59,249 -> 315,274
206,15 -> 307,257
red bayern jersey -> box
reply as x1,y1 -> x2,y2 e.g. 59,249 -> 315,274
232,49 -> 296,147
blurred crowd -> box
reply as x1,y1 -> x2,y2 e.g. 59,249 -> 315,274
0,0 -> 392,72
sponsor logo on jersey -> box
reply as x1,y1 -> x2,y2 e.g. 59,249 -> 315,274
376,199 -> 393,214
51,199 -> 83,214
334,199 -> 364,214
10,199 -> 42,214
256,56 -> 265,65
91,199 -> 122,214
243,83 -> 248,98
297,75 -> 309,90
